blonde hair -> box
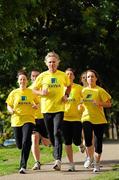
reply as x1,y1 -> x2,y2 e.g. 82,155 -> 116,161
44,51 -> 61,63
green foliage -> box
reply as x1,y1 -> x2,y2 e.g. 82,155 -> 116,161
0,0 -> 119,140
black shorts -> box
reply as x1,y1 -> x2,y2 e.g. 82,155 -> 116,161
62,120 -> 82,146
33,119 -> 48,138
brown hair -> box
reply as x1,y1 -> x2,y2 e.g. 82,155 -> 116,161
17,69 -> 28,78
65,68 -> 75,74
86,69 -> 102,86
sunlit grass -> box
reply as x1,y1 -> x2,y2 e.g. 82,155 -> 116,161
0,145 -> 53,175
0,145 -> 119,180
90,170 -> 119,180
0,144 -> 78,176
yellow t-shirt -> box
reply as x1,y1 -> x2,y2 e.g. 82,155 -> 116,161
6,88 -> 39,127
29,84 -> 43,119
64,83 -> 83,121
81,86 -> 111,124
32,70 -> 70,113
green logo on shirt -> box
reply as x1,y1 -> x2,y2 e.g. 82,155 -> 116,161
49,78 -> 61,88
86,94 -> 92,99
21,96 -> 27,101
51,78 -> 57,84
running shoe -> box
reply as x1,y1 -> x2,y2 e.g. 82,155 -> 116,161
19,167 -> 26,174
93,162 -> 100,172
53,160 -> 61,171
32,161 -> 41,170
84,157 -> 94,168
68,164 -> 75,172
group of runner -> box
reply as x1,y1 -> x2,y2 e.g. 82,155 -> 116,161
6,51 -> 111,174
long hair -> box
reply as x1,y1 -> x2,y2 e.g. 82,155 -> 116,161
86,69 -> 103,87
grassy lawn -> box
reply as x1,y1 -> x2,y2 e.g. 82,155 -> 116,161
90,171 -> 119,180
0,144 -> 78,176
90,164 -> 119,180
0,144 -> 119,180
0,145 -> 55,175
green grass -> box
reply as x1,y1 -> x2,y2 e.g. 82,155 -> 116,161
1,145 -> 119,180
90,164 -> 119,180
0,145 -> 53,176
0,144 -> 78,176
90,171 -> 119,180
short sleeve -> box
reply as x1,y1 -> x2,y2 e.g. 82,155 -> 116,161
99,88 -> 111,102
6,91 -> 14,107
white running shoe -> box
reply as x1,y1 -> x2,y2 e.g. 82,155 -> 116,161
32,161 -> 41,170
84,157 -> 94,168
53,160 -> 61,171
93,162 -> 100,172
68,164 -> 75,172
19,167 -> 26,174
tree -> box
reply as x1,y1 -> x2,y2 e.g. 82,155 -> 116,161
0,0 -> 119,140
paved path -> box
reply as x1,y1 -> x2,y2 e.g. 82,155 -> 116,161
0,141 -> 119,180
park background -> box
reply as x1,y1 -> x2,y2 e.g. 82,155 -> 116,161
0,0 -> 119,143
